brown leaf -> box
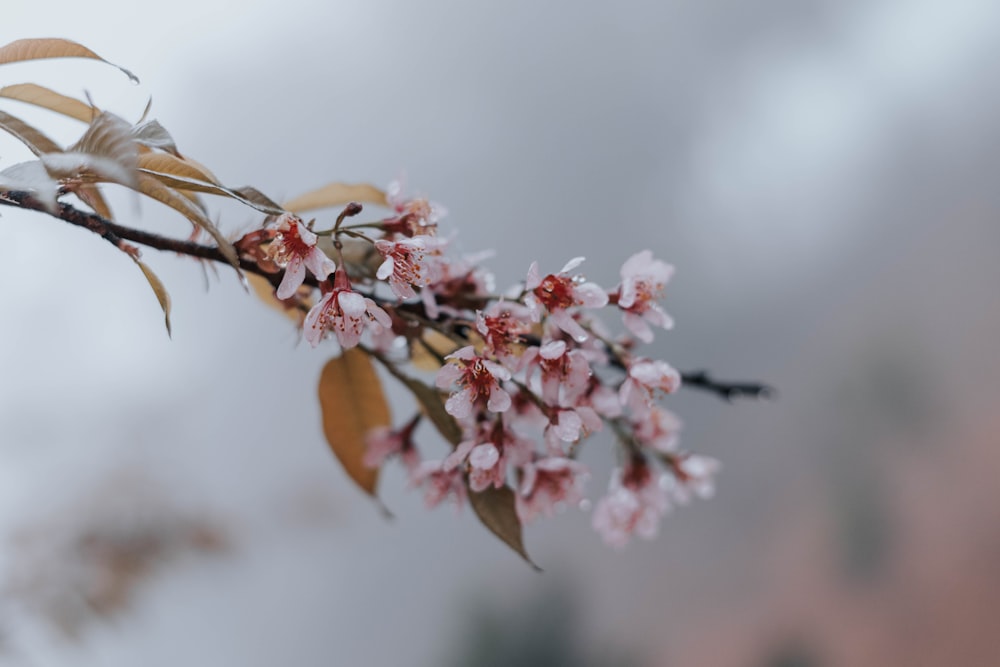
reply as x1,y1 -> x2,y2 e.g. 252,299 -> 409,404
0,83 -> 96,123
131,120 -> 180,156
0,110 -> 62,156
283,182 -> 387,214
0,38 -> 138,82
469,486 -> 539,569
134,173 -> 239,267
231,186 -> 285,215
246,273 -> 308,324
75,184 -> 114,219
410,329 -> 460,372
137,154 -> 284,216
130,256 -> 172,336
318,349 -> 392,497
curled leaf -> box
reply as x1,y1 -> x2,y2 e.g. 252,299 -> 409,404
129,256 -> 172,337
283,182 -> 387,214
318,349 -> 392,498
0,83 -> 96,123
132,120 -> 180,156
469,485 -> 539,569
0,110 -> 63,156
133,173 -> 239,268
0,38 -> 138,82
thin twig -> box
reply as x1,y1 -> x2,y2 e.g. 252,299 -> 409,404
679,370 -> 774,402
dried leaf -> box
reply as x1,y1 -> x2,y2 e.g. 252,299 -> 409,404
469,486 -> 539,569
231,186 -> 285,215
131,120 -> 180,156
134,173 -> 239,267
0,38 -> 138,82
0,110 -> 62,156
137,154 -> 284,216
318,349 -> 392,497
283,182 -> 387,214
0,83 -> 96,123
68,112 -> 138,184
411,329 -> 460,372
75,184 -> 114,219
130,256 -> 171,336
246,273 -> 308,324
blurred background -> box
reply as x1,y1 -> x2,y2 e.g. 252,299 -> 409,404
1,0 -> 999,664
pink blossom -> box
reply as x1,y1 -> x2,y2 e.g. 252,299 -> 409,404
667,454 -> 720,504
543,406 -> 602,455
516,457 -> 590,523
619,358 -> 681,417
374,235 -> 443,299
592,461 -> 670,549
442,418 -> 533,492
633,406 -> 682,452
615,250 -> 674,343
383,179 -> 446,237
524,257 -> 608,342
521,339 -> 592,406
303,269 -> 392,348
435,346 -> 512,419
363,415 -> 421,472
266,213 -> 337,299
410,460 -> 466,511
476,302 -> 531,364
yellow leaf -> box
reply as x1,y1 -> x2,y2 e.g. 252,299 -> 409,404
0,38 -> 137,82
410,329 -> 460,372
469,486 -> 539,569
283,182 -> 387,214
130,256 -> 172,337
318,349 -> 392,497
0,83 -> 95,123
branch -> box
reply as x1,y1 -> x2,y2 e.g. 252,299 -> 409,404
679,370 -> 774,402
0,190 -> 293,291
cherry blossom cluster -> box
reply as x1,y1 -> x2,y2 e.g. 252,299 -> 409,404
239,185 -> 719,548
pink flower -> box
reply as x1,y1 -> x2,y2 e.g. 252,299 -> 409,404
410,460 -> 466,511
543,406 -> 602,455
442,418 -> 533,492
303,269 -> 392,348
435,346 -> 512,419
524,257 -> 608,342
521,339 -> 592,406
592,461 -> 670,549
619,358 -> 681,417
633,406 -> 682,453
476,302 -> 531,364
382,179 -> 445,237
666,454 -> 720,504
266,213 -> 337,299
363,415 -> 421,472
516,457 -> 590,523
615,250 -> 674,343
374,235 -> 443,299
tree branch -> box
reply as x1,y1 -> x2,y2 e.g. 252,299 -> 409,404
679,370 -> 774,402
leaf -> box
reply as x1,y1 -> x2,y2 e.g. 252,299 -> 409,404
246,272 -> 308,324
0,38 -> 138,82
75,184 -> 114,219
0,83 -> 96,123
411,329 -> 460,372
131,120 -> 180,156
232,186 -> 285,215
283,182 -> 388,214
469,485 -> 539,569
137,154 -> 285,216
318,349 -> 392,497
130,256 -> 172,336
133,173 -> 240,267
0,110 -> 63,156
42,112 -> 140,190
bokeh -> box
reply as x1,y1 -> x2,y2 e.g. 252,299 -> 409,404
1,1 -> 999,665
